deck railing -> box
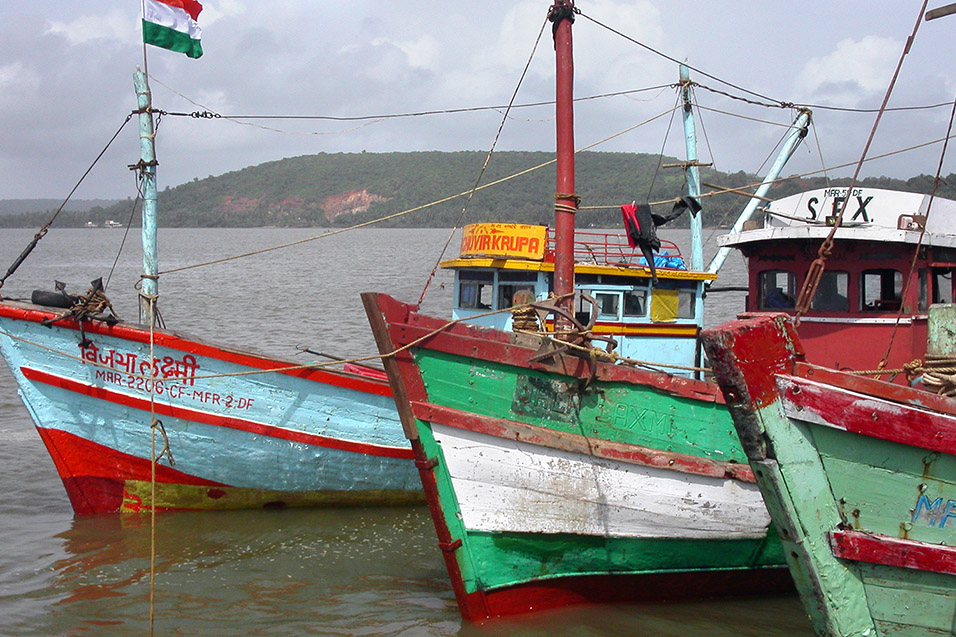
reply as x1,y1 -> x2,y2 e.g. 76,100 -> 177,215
545,229 -> 682,267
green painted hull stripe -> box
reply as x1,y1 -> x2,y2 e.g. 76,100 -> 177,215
461,528 -> 785,593
416,349 -> 748,464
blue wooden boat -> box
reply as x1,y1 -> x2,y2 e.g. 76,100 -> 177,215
0,71 -> 421,514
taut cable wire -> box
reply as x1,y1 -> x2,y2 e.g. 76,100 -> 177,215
875,94 -> 956,378
793,0 -> 929,323
418,15 -> 550,306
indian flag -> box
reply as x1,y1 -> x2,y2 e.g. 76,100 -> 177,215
142,0 -> 203,59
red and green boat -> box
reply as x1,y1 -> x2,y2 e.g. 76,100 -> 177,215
362,0 -> 797,620
702,312 -> 956,636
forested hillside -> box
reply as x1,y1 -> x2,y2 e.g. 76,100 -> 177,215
0,199 -> 119,217
1,151 -> 952,229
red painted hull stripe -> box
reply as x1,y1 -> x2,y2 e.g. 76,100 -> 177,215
21,366 -> 414,460
37,426 -> 224,486
780,375 -> 956,457
829,529 -> 956,576
0,302 -> 391,396
411,401 -> 755,483
794,361 -> 956,418
460,567 -> 792,621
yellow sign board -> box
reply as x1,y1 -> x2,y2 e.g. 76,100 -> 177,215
460,223 -> 547,260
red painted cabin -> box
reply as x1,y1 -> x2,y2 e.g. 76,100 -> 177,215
720,187 -> 956,379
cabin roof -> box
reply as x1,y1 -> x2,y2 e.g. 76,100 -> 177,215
721,187 -> 956,250
718,225 -> 956,250
439,257 -> 717,281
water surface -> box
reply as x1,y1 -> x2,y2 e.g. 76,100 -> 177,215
0,226 -> 807,635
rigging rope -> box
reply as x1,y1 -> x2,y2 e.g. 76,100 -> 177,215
105,192 -> 144,292
0,113 -> 133,293
873,94 -> 956,378
148,73 -> 675,130
793,0 -> 929,323
156,105 -> 681,276
418,14 -> 550,306
645,91 -> 681,201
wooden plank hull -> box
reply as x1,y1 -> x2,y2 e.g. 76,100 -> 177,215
702,314 -> 956,636
363,292 -> 790,621
0,300 -> 421,513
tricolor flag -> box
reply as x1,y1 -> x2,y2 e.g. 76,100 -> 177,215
142,0 -> 203,59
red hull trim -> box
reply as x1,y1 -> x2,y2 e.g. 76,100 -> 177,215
412,400 -> 755,482
36,427 -> 224,514
461,567 -> 793,621
0,302 -> 390,396
795,361 -> 956,418
829,529 -> 956,576
22,366 -> 413,460
386,298 -> 723,403
780,375 -> 956,457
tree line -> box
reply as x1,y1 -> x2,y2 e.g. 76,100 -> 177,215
1,151 -> 953,230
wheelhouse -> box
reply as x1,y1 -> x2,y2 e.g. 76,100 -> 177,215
721,187 -> 956,376
441,223 -> 716,378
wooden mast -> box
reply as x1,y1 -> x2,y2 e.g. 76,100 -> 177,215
550,0 -> 576,312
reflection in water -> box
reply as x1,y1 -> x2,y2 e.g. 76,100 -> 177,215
43,507 -> 457,635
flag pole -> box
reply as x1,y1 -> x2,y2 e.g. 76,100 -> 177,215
140,0 -> 150,80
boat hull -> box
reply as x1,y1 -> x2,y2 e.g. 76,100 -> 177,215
703,315 -> 956,636
0,300 -> 421,513
364,292 -> 790,621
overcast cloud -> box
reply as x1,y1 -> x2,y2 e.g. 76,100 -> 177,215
2,1 -> 955,200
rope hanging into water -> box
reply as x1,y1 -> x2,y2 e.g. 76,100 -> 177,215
146,293 -> 160,637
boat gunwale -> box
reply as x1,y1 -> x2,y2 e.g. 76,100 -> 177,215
383,297 -> 723,403
0,299 -> 391,396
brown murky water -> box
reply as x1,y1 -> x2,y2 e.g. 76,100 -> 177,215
0,227 -> 810,635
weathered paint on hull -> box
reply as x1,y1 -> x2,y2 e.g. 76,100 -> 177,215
37,427 -> 422,513
0,301 -> 421,514
702,315 -> 956,637
364,293 -> 790,621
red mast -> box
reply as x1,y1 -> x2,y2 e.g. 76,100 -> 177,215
550,0 -> 577,308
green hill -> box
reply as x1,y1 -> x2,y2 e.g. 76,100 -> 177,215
1,151 -> 952,229
0,199 -> 120,217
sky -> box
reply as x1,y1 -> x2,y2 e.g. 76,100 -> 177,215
2,1 -> 956,200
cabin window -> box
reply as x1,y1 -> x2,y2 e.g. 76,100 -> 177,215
497,271 -> 538,309
677,288 -> 695,318
860,269 -> 902,312
920,270 -> 928,313
650,281 -> 696,322
932,267 -> 955,306
758,270 -> 796,310
459,270 -> 494,309
595,293 -> 620,319
623,290 -> 646,317
810,271 -> 848,312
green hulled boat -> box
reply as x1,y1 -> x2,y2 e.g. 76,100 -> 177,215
361,0 -> 804,620
702,313 -> 956,636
